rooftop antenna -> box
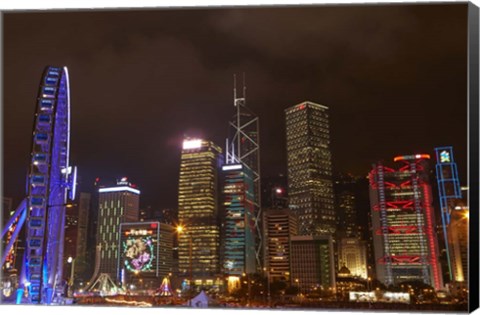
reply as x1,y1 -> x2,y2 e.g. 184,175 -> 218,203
243,72 -> 246,105
233,74 -> 237,106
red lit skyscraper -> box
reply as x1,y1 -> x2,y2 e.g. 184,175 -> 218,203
369,154 -> 443,290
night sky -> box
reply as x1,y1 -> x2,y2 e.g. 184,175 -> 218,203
3,4 -> 468,210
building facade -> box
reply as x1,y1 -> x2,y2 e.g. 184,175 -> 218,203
338,238 -> 367,279
177,138 -> 222,288
226,79 -> 262,271
96,179 -> 140,279
221,164 -> 256,278
447,200 -> 468,285
261,174 -> 288,209
75,192 -> 91,279
369,154 -> 443,290
334,174 -> 362,239
118,221 -> 173,290
285,101 -> 335,236
263,208 -> 297,283
290,235 -> 336,293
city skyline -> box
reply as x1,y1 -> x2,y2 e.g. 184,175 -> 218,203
0,2 -> 477,309
3,4 -> 468,210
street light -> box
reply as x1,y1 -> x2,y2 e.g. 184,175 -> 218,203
295,278 -> 301,295
263,267 -> 271,307
67,256 -> 76,297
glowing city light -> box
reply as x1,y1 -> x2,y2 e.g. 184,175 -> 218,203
176,225 -> 184,233
183,139 -> 202,149
98,186 -> 141,195
275,188 -> 283,194
440,150 -> 451,163
222,164 -> 243,171
393,154 -> 430,162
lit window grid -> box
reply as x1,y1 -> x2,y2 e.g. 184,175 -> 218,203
263,209 -> 298,282
290,236 -> 335,292
369,160 -> 443,290
97,190 -> 139,279
222,168 -> 256,276
177,140 -> 222,278
285,102 -> 335,236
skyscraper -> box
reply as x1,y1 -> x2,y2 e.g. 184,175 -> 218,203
63,194 -> 91,273
285,101 -> 335,236
221,164 -> 256,277
334,174 -> 367,278
97,178 -> 140,279
75,192 -> 91,279
434,146 -> 466,285
334,174 -> 362,239
369,154 -> 443,290
177,138 -> 222,287
63,200 -> 79,279
263,208 -> 297,283
226,75 -> 262,270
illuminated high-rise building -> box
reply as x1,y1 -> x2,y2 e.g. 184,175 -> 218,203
285,101 -> 335,236
221,164 -> 256,279
433,146 -> 468,287
97,178 -> 140,279
177,138 -> 222,287
369,154 -> 443,290
263,208 -> 297,282
226,75 -> 262,270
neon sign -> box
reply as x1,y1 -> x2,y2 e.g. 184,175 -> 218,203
98,186 -> 140,194
123,236 -> 155,272
440,150 -> 451,163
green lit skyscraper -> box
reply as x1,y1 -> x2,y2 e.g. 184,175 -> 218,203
285,101 -> 335,236
96,178 -> 140,280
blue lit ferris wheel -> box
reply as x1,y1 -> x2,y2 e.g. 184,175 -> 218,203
1,66 -> 76,304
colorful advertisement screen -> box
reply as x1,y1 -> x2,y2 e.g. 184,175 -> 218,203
123,235 -> 155,272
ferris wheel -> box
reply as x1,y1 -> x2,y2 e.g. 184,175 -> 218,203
1,66 -> 76,304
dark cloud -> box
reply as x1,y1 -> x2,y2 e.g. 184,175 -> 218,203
3,4 -> 468,209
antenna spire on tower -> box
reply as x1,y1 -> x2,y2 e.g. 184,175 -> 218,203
233,74 -> 237,106
243,72 -> 246,104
